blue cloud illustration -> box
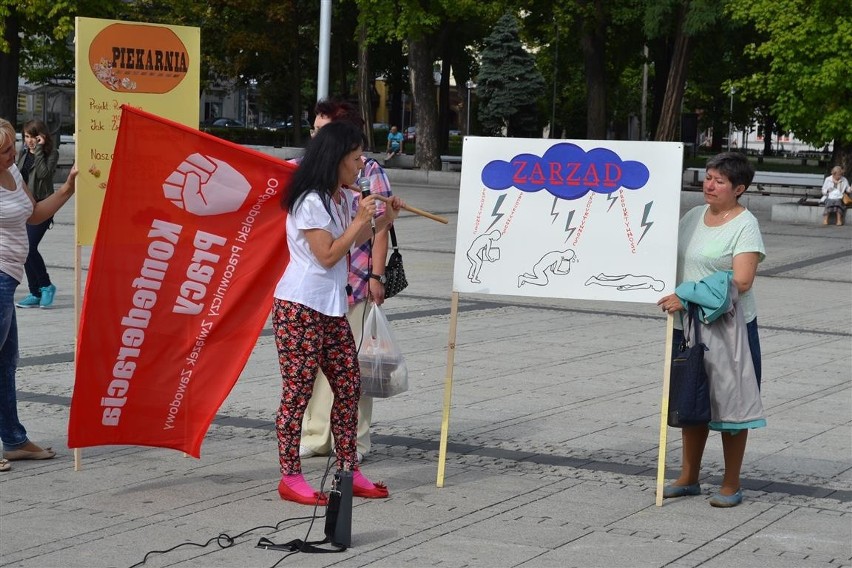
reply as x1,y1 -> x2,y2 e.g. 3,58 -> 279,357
481,142 -> 650,200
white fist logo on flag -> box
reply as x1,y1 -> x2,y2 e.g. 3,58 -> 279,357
163,153 -> 251,216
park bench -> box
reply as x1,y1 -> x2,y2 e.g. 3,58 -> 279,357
683,167 -> 839,225
382,153 -> 415,169
683,168 -> 823,200
441,155 -> 462,172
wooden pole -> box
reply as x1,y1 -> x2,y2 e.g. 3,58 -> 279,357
373,195 -> 448,224
73,244 -> 82,471
436,291 -> 460,487
655,313 -> 675,506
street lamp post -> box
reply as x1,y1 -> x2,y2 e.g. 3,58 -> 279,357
400,92 -> 407,153
238,74 -> 248,125
465,80 -> 476,135
317,0 -> 331,100
728,86 -> 735,151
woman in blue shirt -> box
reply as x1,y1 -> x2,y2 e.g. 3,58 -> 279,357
385,125 -> 404,160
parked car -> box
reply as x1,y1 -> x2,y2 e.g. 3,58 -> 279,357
261,117 -> 310,132
260,119 -> 289,131
287,117 -> 311,130
202,117 -> 245,128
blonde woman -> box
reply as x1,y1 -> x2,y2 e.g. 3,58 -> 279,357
0,119 -> 77,471
820,166 -> 850,226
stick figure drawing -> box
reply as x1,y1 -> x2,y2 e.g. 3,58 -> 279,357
584,273 -> 665,292
518,249 -> 577,287
466,230 -> 502,283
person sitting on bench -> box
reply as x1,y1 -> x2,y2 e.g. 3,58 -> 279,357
385,126 -> 403,161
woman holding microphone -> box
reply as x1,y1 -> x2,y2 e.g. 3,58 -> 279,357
272,120 -> 403,505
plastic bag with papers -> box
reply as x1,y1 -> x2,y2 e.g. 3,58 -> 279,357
357,304 -> 409,398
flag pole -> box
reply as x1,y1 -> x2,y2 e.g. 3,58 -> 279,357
373,195 -> 448,224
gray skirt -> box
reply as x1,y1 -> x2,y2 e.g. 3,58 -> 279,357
824,197 -> 846,214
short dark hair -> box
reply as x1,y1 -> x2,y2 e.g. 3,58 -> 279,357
314,97 -> 364,129
705,152 -> 755,192
284,120 -> 366,215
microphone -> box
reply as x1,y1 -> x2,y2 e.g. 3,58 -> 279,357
358,176 -> 375,231
357,176 -> 371,198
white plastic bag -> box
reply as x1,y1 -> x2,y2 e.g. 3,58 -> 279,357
356,304 -> 409,398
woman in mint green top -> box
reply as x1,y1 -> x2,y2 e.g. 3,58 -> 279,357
657,152 -> 765,508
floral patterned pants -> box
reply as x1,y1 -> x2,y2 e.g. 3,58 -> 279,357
272,299 -> 361,474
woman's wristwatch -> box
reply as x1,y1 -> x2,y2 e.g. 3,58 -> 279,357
369,273 -> 386,284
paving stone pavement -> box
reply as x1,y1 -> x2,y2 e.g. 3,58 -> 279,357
1,169 -> 850,568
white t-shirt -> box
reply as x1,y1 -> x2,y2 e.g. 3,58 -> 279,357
0,165 -> 33,283
677,205 -> 765,325
274,191 -> 351,317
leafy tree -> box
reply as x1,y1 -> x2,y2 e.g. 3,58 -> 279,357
477,13 -> 545,137
0,0 -> 120,123
123,0 -> 321,140
727,0 -> 852,170
367,34 -> 408,125
681,16 -> 764,152
523,0 -> 652,141
645,0 -> 722,142
355,0 -> 436,168
523,3 -> 585,138
1,0 -> 328,141
580,1 -> 645,139
354,6 -> 408,152
354,0 -> 498,169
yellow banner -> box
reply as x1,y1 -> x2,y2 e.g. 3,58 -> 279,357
74,17 -> 200,245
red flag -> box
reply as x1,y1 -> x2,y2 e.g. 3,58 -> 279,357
68,106 -> 294,457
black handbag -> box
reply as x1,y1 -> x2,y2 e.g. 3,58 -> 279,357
667,303 -> 711,428
383,226 -> 408,299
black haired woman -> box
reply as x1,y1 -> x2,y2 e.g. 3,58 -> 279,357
272,120 -> 403,505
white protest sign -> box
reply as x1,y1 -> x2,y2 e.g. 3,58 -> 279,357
452,137 -> 684,304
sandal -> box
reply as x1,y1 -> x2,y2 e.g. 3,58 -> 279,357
0,458 -> 10,472
3,446 -> 56,461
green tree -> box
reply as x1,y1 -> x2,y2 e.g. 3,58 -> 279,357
477,13 -> 545,137
1,0 -> 329,141
681,15 -> 764,152
355,0 -> 498,169
524,0 -> 704,142
728,0 -> 852,170
124,0 -> 321,140
644,0 -> 723,142
0,0 -> 120,123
